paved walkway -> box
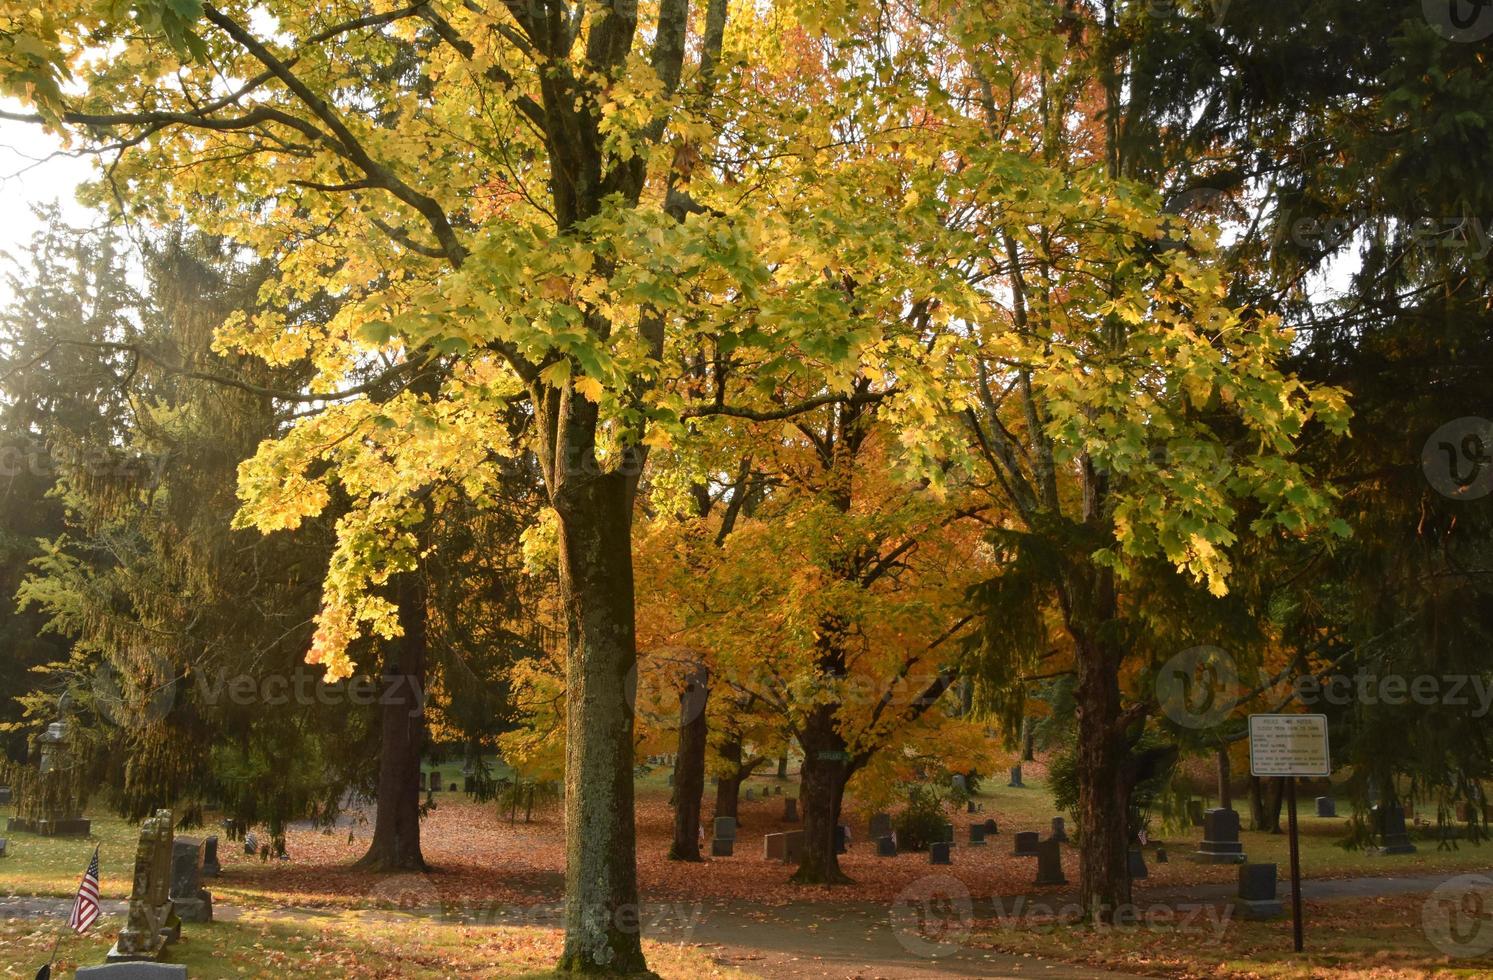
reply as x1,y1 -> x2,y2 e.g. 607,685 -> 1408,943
6,871 -> 1486,979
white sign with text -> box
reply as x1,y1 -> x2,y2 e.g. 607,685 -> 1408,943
1248,714 -> 1331,777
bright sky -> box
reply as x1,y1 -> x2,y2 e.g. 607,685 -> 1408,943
0,111 -> 104,304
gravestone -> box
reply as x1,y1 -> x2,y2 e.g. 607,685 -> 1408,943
783,798 -> 798,822
1050,816 -> 1068,843
773,785 -> 782,796
169,838 -> 213,923
0,786 -> 10,806
201,836 -> 220,878
1190,808 -> 1246,863
764,831 -> 806,863
868,812 -> 893,838
744,788 -> 756,802
1034,838 -> 1066,885
107,809 -> 178,962
429,772 -> 441,791
1315,796 -> 1336,818
1155,847 -> 1168,863
0,838 -> 7,857
951,774 -> 967,792
711,837 -> 734,857
1186,799 -> 1205,827
876,834 -> 897,857
77,965 -> 189,979
983,817 -> 998,836
1008,765 -> 1023,788
448,783 -> 456,792
714,816 -> 737,840
929,841 -> 951,865
1234,863 -> 1284,919
7,719 -> 90,836
1127,847 -> 1147,880
1013,831 -> 1040,857
835,825 -> 849,854
1372,803 -> 1416,855
966,799 -> 978,814
968,823 -> 987,846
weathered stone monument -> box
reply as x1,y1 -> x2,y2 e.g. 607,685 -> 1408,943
1191,808 -> 1246,863
1013,831 -> 1040,857
5,717 -> 90,837
0,786 -> 11,806
1372,802 -> 1416,855
107,810 -> 178,962
169,838 -> 213,923
876,834 -> 896,857
1050,816 -> 1067,843
1234,863 -> 1283,919
201,836 -> 220,878
983,817 -> 998,836
1034,838 -> 1066,885
1127,847 -> 1147,880
712,815 -> 736,857
929,841 -> 951,865
968,823 -> 987,846
1315,796 -> 1336,818
77,965 -> 188,979
763,830 -> 805,863
1008,765 -> 1024,788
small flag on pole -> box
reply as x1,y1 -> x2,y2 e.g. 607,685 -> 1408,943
67,845 -> 101,934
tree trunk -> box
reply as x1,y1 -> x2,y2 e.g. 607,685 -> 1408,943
1021,716 -> 1036,762
1217,745 -> 1233,811
1264,777 -> 1285,833
553,472 -> 647,975
1074,636 -> 1130,920
1249,775 -> 1266,830
669,665 -> 708,861
792,704 -> 851,884
714,736 -> 743,823
776,753 -> 788,779
355,562 -> 429,873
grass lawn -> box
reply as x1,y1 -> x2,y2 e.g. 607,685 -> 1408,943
974,891 -> 1493,978
0,911 -> 748,979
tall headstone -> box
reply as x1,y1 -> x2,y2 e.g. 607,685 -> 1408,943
1050,816 -> 1068,843
1372,803 -> 1416,855
201,836 -> 220,878
1315,796 -> 1336,818
428,772 -> 441,792
1013,831 -> 1040,856
1127,847 -> 1147,880
1034,838 -> 1066,885
929,841 -> 951,865
968,823 -> 987,846
1234,863 -> 1284,919
169,838 -> 213,923
8,719 -> 90,836
876,834 -> 896,857
783,797 -> 798,822
1008,765 -> 1024,788
1190,808 -> 1246,864
107,810 -> 177,962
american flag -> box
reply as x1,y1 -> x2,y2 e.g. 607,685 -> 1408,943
67,846 -> 101,934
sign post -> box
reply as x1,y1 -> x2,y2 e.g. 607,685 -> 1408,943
1248,714 -> 1330,954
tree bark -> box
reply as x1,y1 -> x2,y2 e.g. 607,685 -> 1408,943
712,735 -> 761,824
668,665 -> 708,861
792,702 -> 851,884
553,472 -> 648,975
776,753 -> 788,779
1021,716 -> 1036,761
1074,639 -> 1131,919
1217,745 -> 1233,811
354,561 -> 429,872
